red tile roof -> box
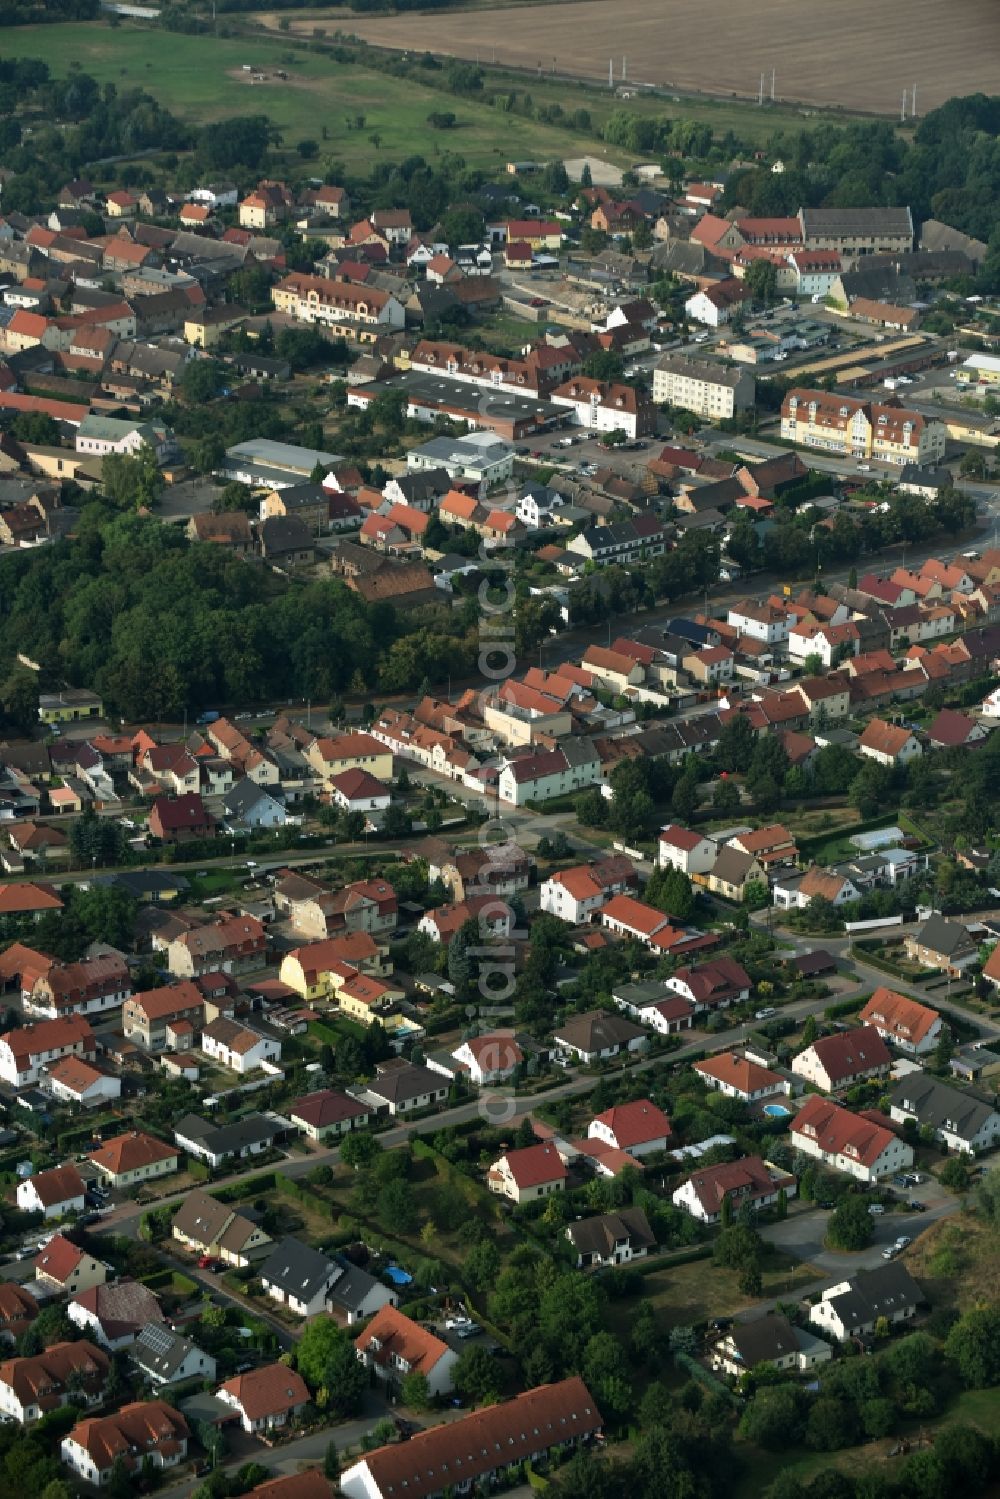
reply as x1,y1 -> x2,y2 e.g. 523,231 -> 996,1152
694,1052 -> 783,1096
792,1094 -> 899,1167
497,1142 -> 567,1188
354,1304 -> 451,1376
356,1379 -> 600,1499
590,1098 -> 671,1148
88,1131 -> 177,1177
23,1162 -> 85,1207
859,987 -> 940,1046
218,1363 -> 309,1421
797,1026 -> 891,1086
34,1233 -> 87,1283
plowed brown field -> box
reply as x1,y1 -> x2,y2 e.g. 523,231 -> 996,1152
333,0 -> 999,115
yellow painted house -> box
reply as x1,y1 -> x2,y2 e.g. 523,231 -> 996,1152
279,933 -> 389,1001
337,971 -> 404,1025
39,689 -> 103,725
305,732 -> 393,785
184,306 -> 248,350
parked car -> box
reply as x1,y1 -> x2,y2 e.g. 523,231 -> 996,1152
868,1204 -> 885,1216
908,1199 -> 927,1211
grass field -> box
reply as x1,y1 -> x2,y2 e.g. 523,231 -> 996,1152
0,20 -> 614,168
606,1248 -> 820,1335
332,0 -> 998,116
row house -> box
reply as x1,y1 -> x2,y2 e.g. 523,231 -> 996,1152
122,979 -> 220,1051
498,741 -> 602,807
780,389 -> 945,466
165,913 -> 267,979
339,1379 -> 601,1499
61,1402 -> 189,1486
24,954 -> 131,1020
0,1015 -> 95,1088
0,1341 -> 109,1425
272,272 -> 404,339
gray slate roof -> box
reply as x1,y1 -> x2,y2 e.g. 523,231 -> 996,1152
260,1236 -> 338,1301
889,1073 -> 999,1144
823,1262 -> 922,1330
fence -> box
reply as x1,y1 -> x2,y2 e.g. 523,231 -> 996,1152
844,915 -> 905,933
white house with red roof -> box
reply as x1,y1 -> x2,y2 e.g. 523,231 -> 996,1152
487,1143 -> 567,1205
216,1364 -> 309,1434
791,1096 -> 913,1182
87,1131 -> 179,1191
0,1015 -> 95,1088
599,894 -> 670,946
666,956 -> 751,1011
694,1051 -> 789,1103
355,1304 -> 459,1399
658,825 -> 718,876
451,1031 -> 523,1086
17,1163 -> 86,1220
288,1089 -> 371,1142
539,856 -> 638,925
588,1099 -> 671,1158
858,987 -> 942,1055
791,1027 -> 892,1093
672,1156 -> 795,1223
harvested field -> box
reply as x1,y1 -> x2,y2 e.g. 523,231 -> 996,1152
335,0 -> 999,115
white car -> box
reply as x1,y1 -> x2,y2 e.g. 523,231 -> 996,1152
868,1204 -> 885,1216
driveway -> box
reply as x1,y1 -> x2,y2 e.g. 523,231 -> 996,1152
761,1175 -> 957,1279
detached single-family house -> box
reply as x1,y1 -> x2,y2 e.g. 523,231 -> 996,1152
553,1010 -> 647,1064
672,1156 -> 795,1224
216,1364 -> 310,1434
791,1027 -> 892,1092
566,1206 -> 656,1269
87,1131 -> 179,1191
858,987 -> 942,1055
200,1017 -> 281,1074
354,1304 -> 459,1399
903,915 -> 978,977
666,956 -> 751,1011
858,718 -> 922,767
539,857 -> 638,925
288,1089 -> 371,1142
16,1163 -> 85,1220
488,1143 -> 567,1204
809,1262 -> 922,1342
587,1099 -> 671,1157
68,1279 -> 165,1350
658,825 -> 718,876
791,1095 -> 913,1182
450,1031 -> 523,1086
694,1052 -> 788,1103
131,1324 -> 216,1389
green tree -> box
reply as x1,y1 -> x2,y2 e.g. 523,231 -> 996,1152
101,446 -> 164,511
738,1384 -> 806,1450
340,1131 -> 381,1171
745,258 -> 779,307
401,1370 -> 430,1409
323,1441 -> 339,1480
452,1342 -> 503,1402
945,1306 -> 1000,1387
826,1194 -> 873,1251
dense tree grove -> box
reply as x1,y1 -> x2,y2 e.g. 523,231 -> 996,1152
0,504 -> 471,717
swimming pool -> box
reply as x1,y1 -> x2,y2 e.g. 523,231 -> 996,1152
763,1103 -> 792,1118
384,1265 -> 413,1286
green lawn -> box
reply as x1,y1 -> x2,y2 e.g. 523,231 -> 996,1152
2,20 -> 615,167
252,10 -> 875,147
